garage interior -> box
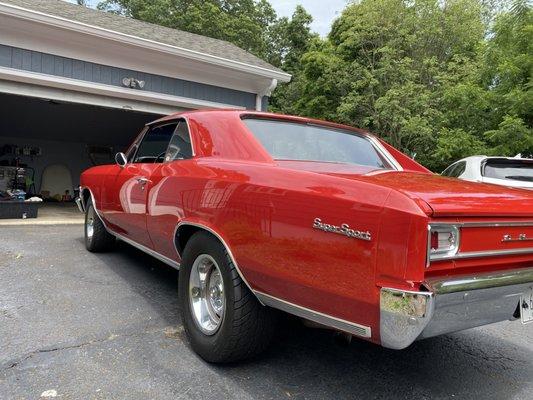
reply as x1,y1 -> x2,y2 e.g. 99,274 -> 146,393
0,92 -> 163,222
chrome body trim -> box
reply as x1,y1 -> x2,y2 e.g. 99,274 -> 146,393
145,117 -> 197,159
113,231 -> 180,270
432,247 -> 533,261
428,220 -> 533,262
254,290 -> 372,338
426,224 -> 431,267
173,221 -> 261,304
431,221 -> 533,228
367,135 -> 404,171
380,267 -> 533,349
80,186 -> 180,270
428,224 -> 460,261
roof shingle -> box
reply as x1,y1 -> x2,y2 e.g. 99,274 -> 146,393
2,0 -> 285,74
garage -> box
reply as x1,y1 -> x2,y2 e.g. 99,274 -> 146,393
0,93 -> 160,222
0,0 -> 290,222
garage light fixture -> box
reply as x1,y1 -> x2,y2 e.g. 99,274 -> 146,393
122,77 -> 145,89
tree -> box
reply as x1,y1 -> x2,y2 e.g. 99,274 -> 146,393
274,0 -> 532,171
95,0 -> 532,171
97,0 -> 278,59
98,0 -> 298,65
268,6 -> 316,112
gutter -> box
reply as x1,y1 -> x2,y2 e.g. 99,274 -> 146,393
255,79 -> 278,111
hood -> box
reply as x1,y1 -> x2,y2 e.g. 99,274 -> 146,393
276,161 -> 533,217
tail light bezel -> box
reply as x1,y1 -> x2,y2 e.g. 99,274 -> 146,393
427,224 -> 460,265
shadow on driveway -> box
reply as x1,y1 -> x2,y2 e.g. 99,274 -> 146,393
86,238 -> 532,400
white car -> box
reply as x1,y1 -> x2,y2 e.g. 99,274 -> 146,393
442,156 -> 533,190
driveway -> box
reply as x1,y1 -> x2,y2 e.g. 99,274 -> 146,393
1,225 -> 532,400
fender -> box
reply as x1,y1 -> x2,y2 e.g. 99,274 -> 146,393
79,186 -> 180,269
174,220 -> 263,305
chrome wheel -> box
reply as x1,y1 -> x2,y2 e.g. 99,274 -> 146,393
86,206 -> 95,240
189,254 -> 225,335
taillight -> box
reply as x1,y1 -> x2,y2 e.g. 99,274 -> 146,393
427,224 -> 460,263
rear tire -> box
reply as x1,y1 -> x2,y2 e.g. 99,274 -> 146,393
84,199 -> 115,252
179,231 -> 276,363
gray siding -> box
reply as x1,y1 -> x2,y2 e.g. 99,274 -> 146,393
0,44 -> 257,109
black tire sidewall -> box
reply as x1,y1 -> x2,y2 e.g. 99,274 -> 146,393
84,199 -> 114,252
84,202 -> 95,250
178,232 -> 238,361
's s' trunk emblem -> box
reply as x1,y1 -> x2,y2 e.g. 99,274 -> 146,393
313,218 -> 371,241
502,234 -> 532,242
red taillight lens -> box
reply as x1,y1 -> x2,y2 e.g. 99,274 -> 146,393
431,231 -> 439,250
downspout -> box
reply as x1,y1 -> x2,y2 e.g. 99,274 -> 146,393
255,79 -> 278,111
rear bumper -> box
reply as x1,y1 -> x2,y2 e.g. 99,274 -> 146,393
380,267 -> 533,349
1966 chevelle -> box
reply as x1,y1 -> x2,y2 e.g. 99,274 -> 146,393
77,110 -> 533,362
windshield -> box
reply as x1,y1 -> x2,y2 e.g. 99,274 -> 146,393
483,159 -> 533,182
242,118 -> 390,169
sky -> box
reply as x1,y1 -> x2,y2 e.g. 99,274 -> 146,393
66,0 -> 347,37
268,0 -> 348,36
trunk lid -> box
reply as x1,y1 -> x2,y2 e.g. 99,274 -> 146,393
276,161 -> 533,217
359,171 -> 533,217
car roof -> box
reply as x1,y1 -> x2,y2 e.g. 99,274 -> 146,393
148,109 -> 376,139
453,155 -> 532,164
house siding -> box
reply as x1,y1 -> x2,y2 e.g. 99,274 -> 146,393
0,44 -> 257,109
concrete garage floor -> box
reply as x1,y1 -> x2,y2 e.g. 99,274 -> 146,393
0,203 -> 84,226
0,226 -> 532,400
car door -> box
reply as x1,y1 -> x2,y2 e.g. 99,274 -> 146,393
102,122 -> 178,248
145,119 -> 195,259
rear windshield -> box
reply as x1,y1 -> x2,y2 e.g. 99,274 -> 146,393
483,159 -> 533,182
242,118 -> 390,169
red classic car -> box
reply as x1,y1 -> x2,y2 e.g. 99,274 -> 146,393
77,110 -> 533,362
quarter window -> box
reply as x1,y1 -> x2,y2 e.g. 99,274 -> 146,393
442,162 -> 466,178
165,120 -> 193,162
133,123 -> 177,163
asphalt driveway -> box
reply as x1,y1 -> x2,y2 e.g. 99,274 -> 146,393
1,225 -> 532,400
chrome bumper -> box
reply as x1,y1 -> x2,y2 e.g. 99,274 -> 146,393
75,197 -> 84,213
380,268 -> 533,349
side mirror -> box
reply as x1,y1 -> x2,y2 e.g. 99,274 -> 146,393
115,152 -> 127,168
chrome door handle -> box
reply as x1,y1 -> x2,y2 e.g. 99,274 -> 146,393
136,177 -> 151,185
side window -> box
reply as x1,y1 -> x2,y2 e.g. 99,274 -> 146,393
443,162 -> 466,178
165,120 -> 193,162
442,164 -> 456,177
133,123 -> 177,163
453,161 -> 466,177
125,127 -> 148,162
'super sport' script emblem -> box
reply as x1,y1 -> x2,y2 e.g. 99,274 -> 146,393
312,218 -> 371,241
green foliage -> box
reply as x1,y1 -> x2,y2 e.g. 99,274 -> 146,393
273,0 -> 533,171
96,0 -> 532,171
484,115 -> 533,155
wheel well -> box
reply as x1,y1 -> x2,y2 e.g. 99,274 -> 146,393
175,224 -> 208,256
174,223 -> 261,304
81,188 -> 91,208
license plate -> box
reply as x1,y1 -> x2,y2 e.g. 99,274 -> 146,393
521,287 -> 533,324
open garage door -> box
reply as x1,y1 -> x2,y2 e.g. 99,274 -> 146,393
0,92 -> 163,200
